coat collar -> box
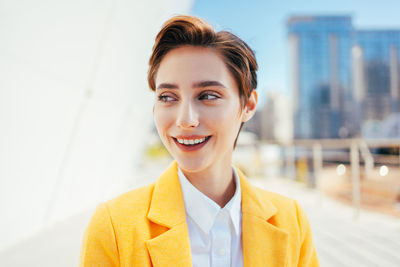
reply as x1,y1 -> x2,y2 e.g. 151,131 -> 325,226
146,161 -> 192,266
146,161 -> 288,267
238,168 -> 289,267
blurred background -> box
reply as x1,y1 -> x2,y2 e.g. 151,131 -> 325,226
1,0 -> 399,266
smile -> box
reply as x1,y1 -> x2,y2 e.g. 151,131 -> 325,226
173,136 -> 211,151
177,137 -> 208,145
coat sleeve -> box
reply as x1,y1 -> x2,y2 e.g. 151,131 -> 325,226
80,203 -> 120,267
294,200 -> 320,267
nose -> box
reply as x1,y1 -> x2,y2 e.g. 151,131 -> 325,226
176,100 -> 199,129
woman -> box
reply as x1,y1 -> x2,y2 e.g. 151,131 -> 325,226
80,15 -> 319,267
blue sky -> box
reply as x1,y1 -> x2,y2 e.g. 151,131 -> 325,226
190,0 -> 400,106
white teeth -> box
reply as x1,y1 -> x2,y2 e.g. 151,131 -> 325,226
176,137 -> 208,145
195,137 -> 206,144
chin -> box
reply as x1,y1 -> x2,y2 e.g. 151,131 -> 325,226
175,157 -> 209,174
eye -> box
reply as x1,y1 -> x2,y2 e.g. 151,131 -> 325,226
157,94 -> 176,102
199,92 -> 220,100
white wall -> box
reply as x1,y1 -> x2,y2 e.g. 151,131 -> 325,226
0,0 -> 193,251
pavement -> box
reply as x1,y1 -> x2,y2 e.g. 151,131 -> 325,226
1,168 -> 400,266
251,176 -> 400,267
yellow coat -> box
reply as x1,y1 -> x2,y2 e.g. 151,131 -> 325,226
80,161 -> 319,266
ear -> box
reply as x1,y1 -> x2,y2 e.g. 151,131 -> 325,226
242,90 -> 258,122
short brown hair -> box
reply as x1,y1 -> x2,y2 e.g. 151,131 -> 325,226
148,15 -> 258,108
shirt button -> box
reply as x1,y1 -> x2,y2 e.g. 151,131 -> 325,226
218,248 -> 226,256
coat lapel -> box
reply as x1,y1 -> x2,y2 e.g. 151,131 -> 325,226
238,169 -> 289,267
145,161 -> 192,267
145,161 -> 289,267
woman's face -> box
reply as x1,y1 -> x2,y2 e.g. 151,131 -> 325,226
153,45 -> 256,173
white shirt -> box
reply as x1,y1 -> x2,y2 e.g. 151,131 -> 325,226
178,167 -> 243,267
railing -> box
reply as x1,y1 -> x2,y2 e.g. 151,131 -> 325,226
256,138 -> 400,219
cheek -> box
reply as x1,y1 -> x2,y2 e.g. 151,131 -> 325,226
212,100 -> 242,120
204,104 -> 243,131
153,108 -> 170,135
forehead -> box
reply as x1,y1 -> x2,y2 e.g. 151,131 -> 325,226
155,46 -> 236,87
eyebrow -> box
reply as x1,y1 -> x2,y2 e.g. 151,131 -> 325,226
156,83 -> 178,90
156,80 -> 226,90
193,80 -> 226,88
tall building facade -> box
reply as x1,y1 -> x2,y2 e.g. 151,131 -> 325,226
353,30 -> 400,137
288,16 -> 400,139
288,16 -> 353,139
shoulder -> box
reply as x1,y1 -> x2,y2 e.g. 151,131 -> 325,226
251,185 -> 307,229
100,182 -> 156,224
246,186 -> 320,265
253,185 -> 298,213
255,186 -> 296,207
109,182 -> 156,207
81,183 -> 159,266
246,186 -> 319,265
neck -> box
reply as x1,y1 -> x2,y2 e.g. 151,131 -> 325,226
180,159 -> 236,208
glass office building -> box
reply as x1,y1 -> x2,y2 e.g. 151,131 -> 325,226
288,16 -> 400,139
356,30 -> 400,138
354,30 -> 400,124
288,16 -> 354,139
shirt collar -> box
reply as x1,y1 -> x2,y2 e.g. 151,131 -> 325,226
178,166 -> 242,236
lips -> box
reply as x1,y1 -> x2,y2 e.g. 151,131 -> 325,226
173,136 -> 211,152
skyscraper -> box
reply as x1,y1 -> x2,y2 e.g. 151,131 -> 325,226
288,16 -> 400,139
288,16 -> 354,139
353,30 -> 400,122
